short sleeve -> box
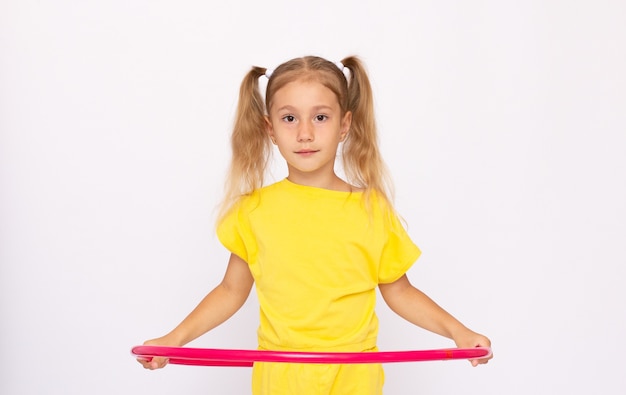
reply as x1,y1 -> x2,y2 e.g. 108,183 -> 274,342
378,213 -> 421,284
216,201 -> 251,263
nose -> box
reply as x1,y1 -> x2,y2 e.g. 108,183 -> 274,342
297,122 -> 314,142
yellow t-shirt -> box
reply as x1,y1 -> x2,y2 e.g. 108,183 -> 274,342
217,179 -> 421,352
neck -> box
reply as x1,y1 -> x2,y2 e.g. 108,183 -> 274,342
286,172 -> 352,192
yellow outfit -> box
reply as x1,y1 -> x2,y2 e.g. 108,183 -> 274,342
217,179 -> 421,394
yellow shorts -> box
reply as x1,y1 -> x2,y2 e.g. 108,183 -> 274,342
251,361 -> 384,395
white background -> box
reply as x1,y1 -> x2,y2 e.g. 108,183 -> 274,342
1,1 -> 625,394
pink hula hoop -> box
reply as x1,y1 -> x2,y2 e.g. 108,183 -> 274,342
132,346 -> 492,367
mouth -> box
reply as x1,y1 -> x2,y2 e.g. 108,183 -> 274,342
295,149 -> 319,155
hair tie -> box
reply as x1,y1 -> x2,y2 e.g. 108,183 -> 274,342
335,61 -> 344,71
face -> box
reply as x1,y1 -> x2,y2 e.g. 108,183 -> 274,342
266,79 -> 352,187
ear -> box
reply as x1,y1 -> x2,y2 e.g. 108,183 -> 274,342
339,111 -> 352,142
265,116 -> 276,144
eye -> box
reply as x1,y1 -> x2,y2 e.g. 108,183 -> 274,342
314,114 -> 328,122
282,115 -> 296,123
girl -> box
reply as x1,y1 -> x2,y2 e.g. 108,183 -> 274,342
138,55 -> 492,394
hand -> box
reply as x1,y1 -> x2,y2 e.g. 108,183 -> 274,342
453,329 -> 493,367
136,336 -> 180,370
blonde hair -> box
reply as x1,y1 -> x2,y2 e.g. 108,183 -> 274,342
217,56 -> 394,222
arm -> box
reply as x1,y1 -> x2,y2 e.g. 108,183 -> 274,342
378,274 -> 492,366
138,253 -> 254,369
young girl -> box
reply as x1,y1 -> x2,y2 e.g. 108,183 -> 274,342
138,55 -> 492,394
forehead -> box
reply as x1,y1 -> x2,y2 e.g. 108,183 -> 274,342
270,79 -> 340,111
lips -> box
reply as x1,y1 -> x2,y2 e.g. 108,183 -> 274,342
295,149 -> 319,155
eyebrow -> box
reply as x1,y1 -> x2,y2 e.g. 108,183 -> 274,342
275,105 -> 334,113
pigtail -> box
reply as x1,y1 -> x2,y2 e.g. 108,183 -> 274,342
341,56 -> 395,208
218,66 -> 270,222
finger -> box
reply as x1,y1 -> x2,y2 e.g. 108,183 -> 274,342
149,357 -> 170,369
136,357 -> 152,368
470,355 -> 491,367
136,356 -> 169,370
